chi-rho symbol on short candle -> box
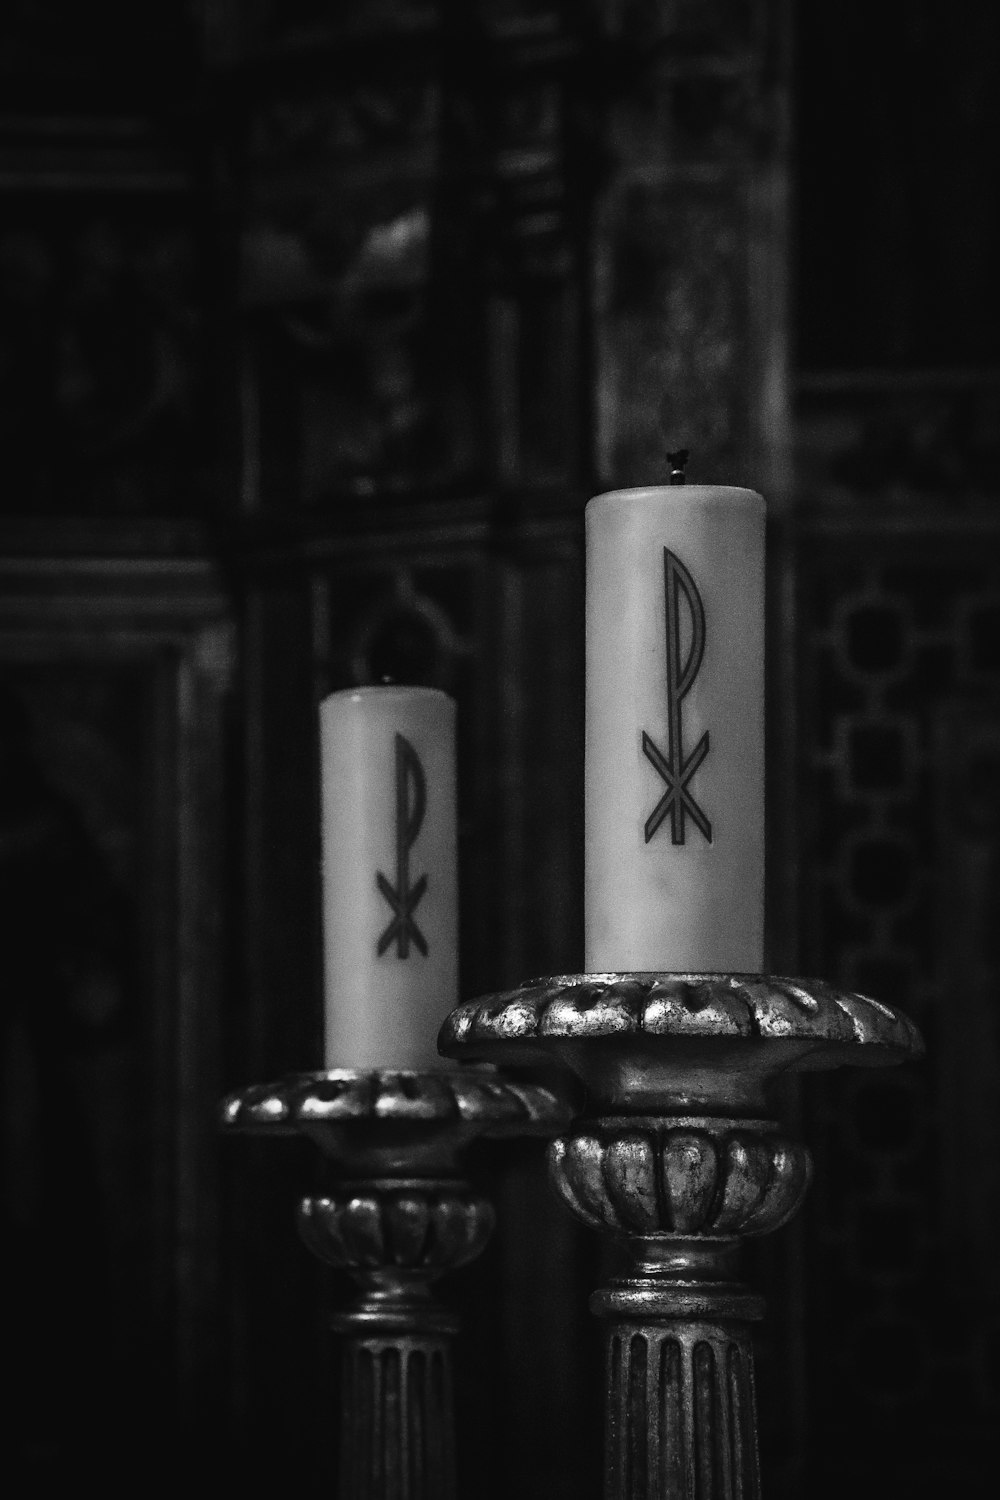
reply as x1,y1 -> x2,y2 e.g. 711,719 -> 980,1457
319,685 -> 458,1069
584,482 -> 766,973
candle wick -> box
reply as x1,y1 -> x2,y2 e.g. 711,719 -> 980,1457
380,674 -> 395,685
666,449 -> 689,485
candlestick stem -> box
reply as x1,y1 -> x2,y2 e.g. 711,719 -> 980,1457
603,1316 -> 760,1499
301,1178 -> 485,1499
550,1114 -> 807,1500
222,1067 -> 568,1500
338,1325 -> 455,1499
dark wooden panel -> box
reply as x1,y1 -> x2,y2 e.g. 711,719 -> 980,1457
0,558 -> 233,1493
796,3 -> 1000,370
0,201 -> 211,517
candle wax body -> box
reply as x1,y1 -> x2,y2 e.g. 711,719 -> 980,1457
585,486 -> 765,973
320,686 -> 458,1069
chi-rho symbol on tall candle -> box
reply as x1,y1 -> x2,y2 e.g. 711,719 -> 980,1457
584,482 -> 766,974
320,685 -> 458,1069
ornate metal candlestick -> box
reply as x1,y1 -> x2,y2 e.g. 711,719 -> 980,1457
222,1065 -> 566,1500
440,973 -> 923,1500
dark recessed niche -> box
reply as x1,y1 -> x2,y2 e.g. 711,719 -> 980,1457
970,605 -> 1000,673
796,3 -> 1000,371
852,1081 -> 918,1153
849,838 -> 912,908
848,725 -> 905,792
846,606 -> 906,675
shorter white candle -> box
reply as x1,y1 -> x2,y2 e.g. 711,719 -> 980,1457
320,685 -> 458,1069
585,485 -> 765,973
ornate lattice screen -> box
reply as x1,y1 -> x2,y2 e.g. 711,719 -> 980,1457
789,516 -> 1000,1495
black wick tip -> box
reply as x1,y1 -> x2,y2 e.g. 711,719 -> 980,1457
666,449 -> 689,486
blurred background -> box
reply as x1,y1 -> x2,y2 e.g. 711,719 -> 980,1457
2,2 -> 998,1496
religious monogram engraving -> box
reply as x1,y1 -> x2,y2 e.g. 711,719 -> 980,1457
642,547 -> 712,844
377,733 -> 429,957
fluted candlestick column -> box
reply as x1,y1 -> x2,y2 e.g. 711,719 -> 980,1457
300,1177 -> 490,1500
550,1114 -> 810,1499
602,1317 -> 759,1500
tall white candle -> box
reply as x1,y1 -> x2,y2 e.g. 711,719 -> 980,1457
585,485 -> 765,973
320,685 -> 458,1069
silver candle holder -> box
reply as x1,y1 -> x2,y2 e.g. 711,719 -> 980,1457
221,1064 -> 567,1500
439,972 -> 923,1500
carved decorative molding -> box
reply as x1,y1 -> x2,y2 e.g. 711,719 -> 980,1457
795,371 -> 1000,510
444,971 -> 921,1054
299,1181 -> 494,1279
550,1118 -> 809,1240
222,1064 -> 560,1133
